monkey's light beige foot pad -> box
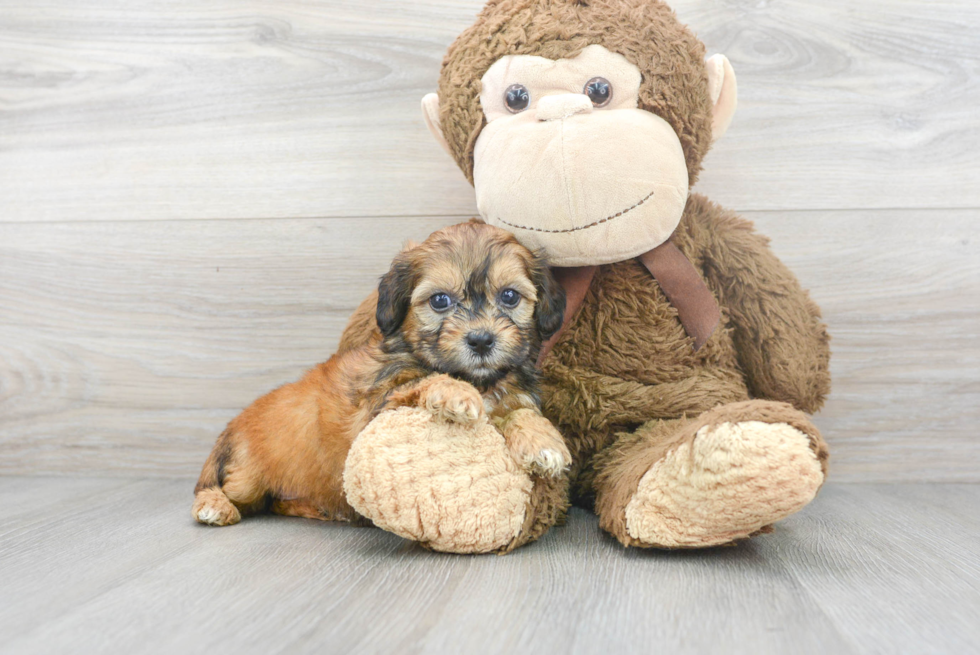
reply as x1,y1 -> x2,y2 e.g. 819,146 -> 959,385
625,421 -> 824,548
343,407 -> 532,554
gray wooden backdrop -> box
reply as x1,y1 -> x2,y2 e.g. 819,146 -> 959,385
1,0 -> 978,482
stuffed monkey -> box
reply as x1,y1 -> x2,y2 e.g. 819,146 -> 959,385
343,0 -> 831,551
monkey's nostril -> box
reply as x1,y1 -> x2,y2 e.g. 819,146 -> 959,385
466,331 -> 495,356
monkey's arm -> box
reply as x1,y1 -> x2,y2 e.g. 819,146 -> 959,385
541,362 -> 742,433
699,207 -> 831,413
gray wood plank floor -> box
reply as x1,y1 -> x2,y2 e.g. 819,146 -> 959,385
0,478 -> 977,654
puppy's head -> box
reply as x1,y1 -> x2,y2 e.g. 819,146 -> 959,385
376,222 -> 565,386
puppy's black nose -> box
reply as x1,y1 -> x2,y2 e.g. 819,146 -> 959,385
466,331 -> 495,356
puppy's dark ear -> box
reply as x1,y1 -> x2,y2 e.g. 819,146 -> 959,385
376,255 -> 415,337
528,252 -> 566,340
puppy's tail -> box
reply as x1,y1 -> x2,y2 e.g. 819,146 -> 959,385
194,428 -> 232,493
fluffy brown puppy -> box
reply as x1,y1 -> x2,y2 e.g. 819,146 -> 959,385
192,221 -> 569,526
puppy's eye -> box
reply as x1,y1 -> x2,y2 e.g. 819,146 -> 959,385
429,293 -> 453,312
505,84 -> 530,113
499,289 -> 521,308
584,77 -> 612,107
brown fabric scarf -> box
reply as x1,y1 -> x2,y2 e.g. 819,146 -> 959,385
537,240 -> 721,366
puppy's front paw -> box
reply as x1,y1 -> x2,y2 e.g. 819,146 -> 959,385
528,448 -> 569,478
500,409 -> 571,478
423,376 -> 485,425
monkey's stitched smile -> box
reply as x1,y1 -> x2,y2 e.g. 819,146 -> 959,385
491,189 -> 655,234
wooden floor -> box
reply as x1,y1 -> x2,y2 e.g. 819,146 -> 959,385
1,478 -> 978,654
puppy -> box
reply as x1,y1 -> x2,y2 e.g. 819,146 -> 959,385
192,221 -> 570,526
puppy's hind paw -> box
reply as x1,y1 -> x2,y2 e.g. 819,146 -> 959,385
192,488 -> 241,526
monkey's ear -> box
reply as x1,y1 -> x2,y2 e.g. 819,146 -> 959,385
376,257 -> 415,337
421,93 -> 453,158
706,55 -> 738,142
528,255 -> 567,340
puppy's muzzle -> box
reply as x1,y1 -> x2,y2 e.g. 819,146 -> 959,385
465,331 -> 495,357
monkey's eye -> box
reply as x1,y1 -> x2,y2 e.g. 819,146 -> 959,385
504,84 -> 530,113
584,77 -> 612,107
499,288 -> 521,308
429,293 -> 453,312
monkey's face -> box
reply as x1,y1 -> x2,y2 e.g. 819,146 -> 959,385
376,223 -> 565,387
473,45 -> 689,267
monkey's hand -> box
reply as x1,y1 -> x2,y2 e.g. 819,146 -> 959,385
496,409 -> 570,478
418,374 -> 485,425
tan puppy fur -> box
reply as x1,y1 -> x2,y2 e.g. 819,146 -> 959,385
192,222 -> 569,526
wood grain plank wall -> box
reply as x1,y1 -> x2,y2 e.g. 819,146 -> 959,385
1,0 -> 979,221
2,211 -> 978,481
1,0 -> 979,481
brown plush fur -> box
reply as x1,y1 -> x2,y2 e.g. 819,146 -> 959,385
502,464 -> 569,552
541,194 -> 831,513
438,0 -> 714,185
192,222 -> 567,526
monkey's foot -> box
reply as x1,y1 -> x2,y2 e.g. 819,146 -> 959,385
607,401 -> 828,549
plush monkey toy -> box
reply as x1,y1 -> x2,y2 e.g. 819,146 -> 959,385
343,0 -> 831,552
